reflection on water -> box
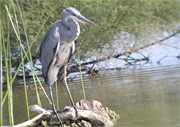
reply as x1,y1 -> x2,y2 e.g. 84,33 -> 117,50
3,64 -> 180,126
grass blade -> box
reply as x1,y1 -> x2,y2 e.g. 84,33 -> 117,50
56,82 -> 59,111
1,8 -> 14,125
15,0 -> 42,108
0,5 -> 3,125
78,47 -> 86,100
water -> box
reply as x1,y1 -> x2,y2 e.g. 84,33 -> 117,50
3,32 -> 180,126
3,64 -> 180,126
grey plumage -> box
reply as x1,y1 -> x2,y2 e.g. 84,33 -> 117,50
39,7 -> 96,124
39,19 -> 79,86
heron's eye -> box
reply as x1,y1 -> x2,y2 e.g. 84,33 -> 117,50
72,13 -> 77,17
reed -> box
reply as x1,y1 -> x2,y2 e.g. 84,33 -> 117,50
2,6 -> 14,125
0,3 -> 3,125
56,82 -> 60,111
0,1 -> 47,125
13,0 -> 30,120
78,47 -> 86,100
15,0 -> 42,107
1,0 -> 54,124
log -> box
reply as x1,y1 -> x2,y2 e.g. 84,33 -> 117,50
14,100 -> 119,127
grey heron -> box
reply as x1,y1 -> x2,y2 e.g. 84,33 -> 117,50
39,7 -> 96,124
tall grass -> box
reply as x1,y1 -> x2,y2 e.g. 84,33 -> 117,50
78,47 -> 86,100
0,0 -> 49,125
2,6 -> 14,125
5,1 -> 42,123
0,1 -> 88,125
15,0 -> 42,108
0,2 -> 3,125
0,40 -> 2,126
56,82 -> 60,111
12,0 -> 30,120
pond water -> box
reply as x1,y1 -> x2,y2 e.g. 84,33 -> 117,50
3,63 -> 180,127
2,31 -> 180,126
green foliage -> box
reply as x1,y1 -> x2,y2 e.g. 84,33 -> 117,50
1,0 -> 43,125
1,0 -> 179,56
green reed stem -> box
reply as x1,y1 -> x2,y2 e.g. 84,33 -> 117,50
21,43 -> 30,120
77,47 -> 86,100
4,3 -> 49,108
56,82 -> 59,111
6,6 -> 14,125
6,16 -> 49,107
2,92 -> 7,106
6,2 -> 42,107
2,9 -> 14,125
15,0 -> 42,107
35,74 -> 51,104
0,7 -> 3,126
11,17 -> 48,84
0,44 -> 2,126
9,1 -> 30,119
1,3 -> 48,125
2,3 -> 51,123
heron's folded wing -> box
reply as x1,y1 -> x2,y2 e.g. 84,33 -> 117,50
39,23 -> 60,78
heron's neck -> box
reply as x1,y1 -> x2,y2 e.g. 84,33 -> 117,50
62,19 -> 80,42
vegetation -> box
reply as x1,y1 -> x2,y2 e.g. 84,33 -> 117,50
0,0 -> 179,125
1,0 -> 180,56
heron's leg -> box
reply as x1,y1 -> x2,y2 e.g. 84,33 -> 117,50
49,85 -> 63,124
64,65 -> 78,117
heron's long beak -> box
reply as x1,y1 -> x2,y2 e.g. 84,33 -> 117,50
77,15 -> 97,26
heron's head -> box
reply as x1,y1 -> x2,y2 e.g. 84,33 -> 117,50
61,7 -> 96,26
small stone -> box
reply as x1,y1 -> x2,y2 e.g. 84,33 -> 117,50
81,120 -> 92,127
77,122 -> 83,127
41,120 -> 47,126
71,122 -> 78,127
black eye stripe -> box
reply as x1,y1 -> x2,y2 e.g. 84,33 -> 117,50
66,10 -> 75,16
65,8 -> 78,16
65,9 -> 71,13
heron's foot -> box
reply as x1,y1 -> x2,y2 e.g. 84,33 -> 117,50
73,106 -> 78,117
51,110 -> 63,125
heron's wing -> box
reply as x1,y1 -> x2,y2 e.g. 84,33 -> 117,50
39,22 -> 60,79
